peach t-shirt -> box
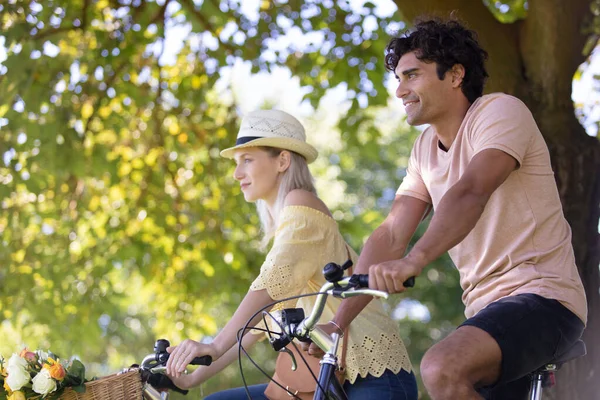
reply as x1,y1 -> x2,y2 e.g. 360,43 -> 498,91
397,93 -> 587,323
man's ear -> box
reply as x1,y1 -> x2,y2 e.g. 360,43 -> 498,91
450,64 -> 466,88
278,150 -> 291,172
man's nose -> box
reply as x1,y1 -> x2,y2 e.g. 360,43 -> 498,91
396,81 -> 409,99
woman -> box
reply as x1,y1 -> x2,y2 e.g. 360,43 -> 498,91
166,110 -> 417,399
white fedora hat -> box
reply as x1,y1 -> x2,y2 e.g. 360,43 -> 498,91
220,110 -> 318,163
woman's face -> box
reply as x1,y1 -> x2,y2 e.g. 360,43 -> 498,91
233,147 -> 283,203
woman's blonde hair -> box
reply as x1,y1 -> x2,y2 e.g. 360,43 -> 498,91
256,147 -> 316,249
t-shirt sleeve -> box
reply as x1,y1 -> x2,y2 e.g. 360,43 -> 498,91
396,134 -> 432,204
250,211 -> 324,300
469,95 -> 536,167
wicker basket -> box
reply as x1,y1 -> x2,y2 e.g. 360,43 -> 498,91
59,370 -> 142,400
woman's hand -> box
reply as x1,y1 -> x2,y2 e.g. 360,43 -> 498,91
166,367 -> 206,390
166,339 -> 218,378
299,322 -> 341,358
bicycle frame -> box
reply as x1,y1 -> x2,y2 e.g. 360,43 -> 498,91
310,330 -> 346,400
272,276 -> 388,400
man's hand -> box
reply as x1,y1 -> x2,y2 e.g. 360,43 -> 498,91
299,323 -> 342,358
369,256 -> 422,294
166,339 -> 217,378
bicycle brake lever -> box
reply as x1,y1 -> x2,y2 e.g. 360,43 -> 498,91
279,347 -> 298,371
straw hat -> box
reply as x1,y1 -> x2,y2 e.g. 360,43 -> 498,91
220,110 -> 318,163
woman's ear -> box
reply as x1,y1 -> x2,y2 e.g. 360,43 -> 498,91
278,150 -> 291,172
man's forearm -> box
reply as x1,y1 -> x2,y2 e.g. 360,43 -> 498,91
410,182 -> 488,266
333,226 -> 408,330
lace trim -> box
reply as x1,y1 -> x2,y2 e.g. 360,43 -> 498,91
344,332 -> 413,384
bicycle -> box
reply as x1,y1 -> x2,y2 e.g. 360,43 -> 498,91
242,259 -> 586,400
235,260 -> 392,400
137,338 -> 213,400
527,338 -> 586,400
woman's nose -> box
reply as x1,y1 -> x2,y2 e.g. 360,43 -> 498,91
233,165 -> 244,181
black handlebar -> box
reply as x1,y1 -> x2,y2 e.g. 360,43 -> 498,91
324,260 -> 415,289
352,274 -> 415,288
190,355 -> 212,365
153,339 -> 213,366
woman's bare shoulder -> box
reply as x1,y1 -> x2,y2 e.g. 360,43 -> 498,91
284,189 -> 332,217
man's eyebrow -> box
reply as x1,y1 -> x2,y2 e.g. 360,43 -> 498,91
394,67 -> 419,80
401,67 -> 419,76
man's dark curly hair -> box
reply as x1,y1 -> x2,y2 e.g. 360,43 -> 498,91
385,18 -> 489,103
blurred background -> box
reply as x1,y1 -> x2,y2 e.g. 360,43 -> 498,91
0,0 -> 598,398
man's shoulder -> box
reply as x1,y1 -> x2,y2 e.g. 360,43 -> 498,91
474,92 -> 530,112
466,93 -> 535,132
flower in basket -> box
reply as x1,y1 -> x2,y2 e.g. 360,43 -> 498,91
0,347 -> 88,400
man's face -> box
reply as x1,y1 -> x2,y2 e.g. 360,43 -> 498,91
394,51 -> 456,126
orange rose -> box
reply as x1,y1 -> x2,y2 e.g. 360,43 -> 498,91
43,358 -> 66,381
48,362 -> 66,381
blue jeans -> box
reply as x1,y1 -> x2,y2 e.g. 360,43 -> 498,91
203,369 -> 417,400
204,384 -> 268,400
343,369 -> 417,400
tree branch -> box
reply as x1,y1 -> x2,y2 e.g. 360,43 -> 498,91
33,0 -> 91,41
180,0 -> 237,55
393,0 -> 524,94
519,0 -> 592,109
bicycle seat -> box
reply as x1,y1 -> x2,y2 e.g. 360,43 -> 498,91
540,339 -> 586,371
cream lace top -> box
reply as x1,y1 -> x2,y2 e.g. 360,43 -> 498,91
250,206 -> 413,384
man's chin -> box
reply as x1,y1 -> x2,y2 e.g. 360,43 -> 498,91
406,116 -> 426,126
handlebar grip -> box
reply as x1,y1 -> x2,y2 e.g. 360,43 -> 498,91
190,355 -> 212,366
353,274 -> 416,288
354,274 -> 369,288
146,372 -> 189,395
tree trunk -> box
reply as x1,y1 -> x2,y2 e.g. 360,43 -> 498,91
396,1 -> 600,398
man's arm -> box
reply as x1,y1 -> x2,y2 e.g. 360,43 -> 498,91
332,195 -> 430,330
369,148 -> 518,293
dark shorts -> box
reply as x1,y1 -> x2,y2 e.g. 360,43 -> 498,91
459,293 -> 584,400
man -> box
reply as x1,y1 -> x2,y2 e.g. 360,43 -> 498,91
329,18 -> 587,399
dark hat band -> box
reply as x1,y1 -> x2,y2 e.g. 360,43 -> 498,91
235,136 -> 262,145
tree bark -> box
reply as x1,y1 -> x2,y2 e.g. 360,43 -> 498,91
396,1 -> 600,399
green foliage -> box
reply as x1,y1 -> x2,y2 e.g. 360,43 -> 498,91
0,0 -> 518,398
483,0 -> 528,23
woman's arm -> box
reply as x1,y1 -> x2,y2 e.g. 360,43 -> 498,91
166,288 -> 273,377
168,332 -> 261,389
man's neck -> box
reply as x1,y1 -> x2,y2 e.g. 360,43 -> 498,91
431,98 -> 472,151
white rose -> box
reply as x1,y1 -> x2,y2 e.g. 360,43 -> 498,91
7,353 -> 28,370
36,350 -> 49,362
6,354 -> 30,391
32,368 -> 57,396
